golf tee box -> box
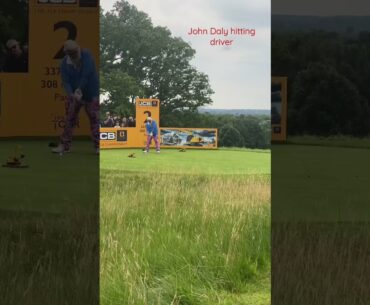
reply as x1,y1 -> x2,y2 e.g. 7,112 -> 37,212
100,98 -> 218,149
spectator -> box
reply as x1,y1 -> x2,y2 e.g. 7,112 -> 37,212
128,116 -> 135,127
114,115 -> 121,127
121,117 -> 127,127
3,39 -> 28,73
103,111 -> 115,127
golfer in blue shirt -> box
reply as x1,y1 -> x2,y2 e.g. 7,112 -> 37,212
144,117 -> 160,153
52,40 -> 99,154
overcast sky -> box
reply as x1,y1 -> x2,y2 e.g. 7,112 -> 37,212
273,0 -> 370,16
101,0 -> 270,109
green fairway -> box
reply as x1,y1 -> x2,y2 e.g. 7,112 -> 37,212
273,144 -> 370,221
0,140 -> 98,213
101,148 -> 270,175
101,148 -> 271,305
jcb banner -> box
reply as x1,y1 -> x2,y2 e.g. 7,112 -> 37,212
161,128 -> 217,148
0,0 -> 99,137
100,98 -> 218,149
100,128 -> 131,148
100,128 -> 218,149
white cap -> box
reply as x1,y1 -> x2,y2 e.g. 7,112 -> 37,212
63,40 -> 79,52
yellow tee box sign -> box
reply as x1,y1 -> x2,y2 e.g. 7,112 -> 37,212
271,76 -> 287,142
0,0 -> 99,137
100,99 -> 218,149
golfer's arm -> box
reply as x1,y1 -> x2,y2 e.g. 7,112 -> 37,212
61,63 -> 73,96
79,53 -> 95,91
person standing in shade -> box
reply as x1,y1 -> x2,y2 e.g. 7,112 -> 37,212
127,116 -> 136,127
3,39 -> 28,72
103,111 -> 114,127
144,117 -> 160,153
52,40 -> 99,154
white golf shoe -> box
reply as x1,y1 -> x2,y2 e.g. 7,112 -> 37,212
51,144 -> 70,154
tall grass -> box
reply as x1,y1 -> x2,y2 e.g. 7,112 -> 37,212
0,210 -> 99,305
100,170 -> 270,305
272,222 -> 370,305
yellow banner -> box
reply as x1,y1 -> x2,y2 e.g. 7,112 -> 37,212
271,76 -> 287,142
100,98 -> 217,149
0,0 -> 99,137
100,128 -> 218,149
100,127 -> 133,149
135,98 -> 160,146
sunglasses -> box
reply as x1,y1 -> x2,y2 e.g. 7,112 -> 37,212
64,50 -> 79,56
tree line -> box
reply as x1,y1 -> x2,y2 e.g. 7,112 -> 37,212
272,30 -> 370,136
100,0 -> 213,116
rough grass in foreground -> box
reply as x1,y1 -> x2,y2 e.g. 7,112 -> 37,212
273,222 -> 370,305
0,211 -> 99,305
100,170 -> 270,305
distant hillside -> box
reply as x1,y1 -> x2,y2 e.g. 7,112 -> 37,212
272,15 -> 370,33
198,108 -> 270,116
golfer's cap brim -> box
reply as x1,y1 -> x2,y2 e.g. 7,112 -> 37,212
64,40 -> 79,52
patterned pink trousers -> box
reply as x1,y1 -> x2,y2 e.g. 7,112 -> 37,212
146,135 -> 160,151
61,97 -> 99,150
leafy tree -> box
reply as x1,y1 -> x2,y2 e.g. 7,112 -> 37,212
100,1 -> 213,114
219,124 -> 245,147
290,63 -> 363,135
100,70 -> 143,116
272,30 -> 370,136
237,116 -> 267,148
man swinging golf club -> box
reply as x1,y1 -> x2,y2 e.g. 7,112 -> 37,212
144,117 -> 160,153
52,40 -> 99,154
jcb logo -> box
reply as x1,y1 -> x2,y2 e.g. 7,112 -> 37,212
139,101 -> 158,107
100,132 -> 116,140
117,130 -> 127,142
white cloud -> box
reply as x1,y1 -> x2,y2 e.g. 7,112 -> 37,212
101,0 -> 270,109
